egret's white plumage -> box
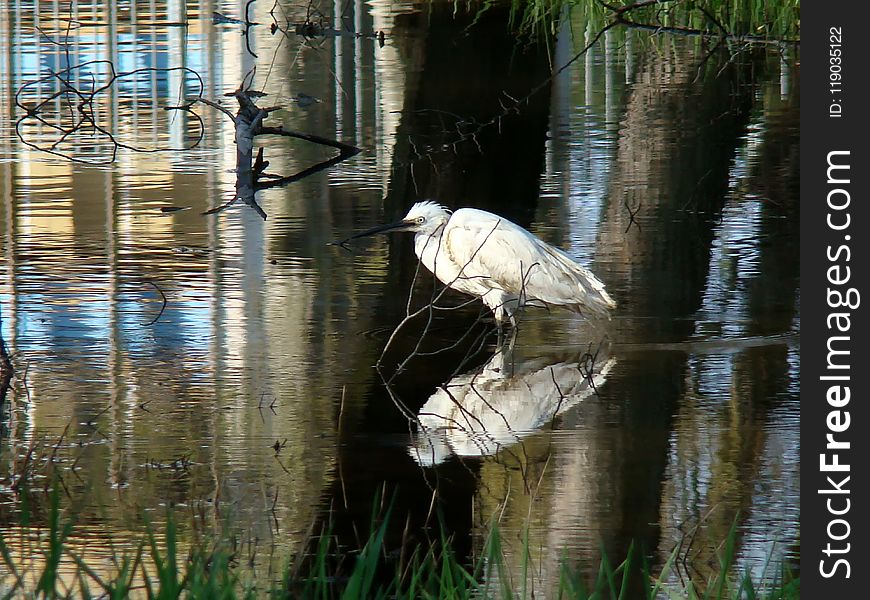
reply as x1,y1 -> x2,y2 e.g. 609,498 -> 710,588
345,201 -> 616,325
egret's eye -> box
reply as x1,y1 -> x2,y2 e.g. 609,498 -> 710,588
416,216 -> 425,224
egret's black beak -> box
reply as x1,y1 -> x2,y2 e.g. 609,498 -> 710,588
330,219 -> 411,250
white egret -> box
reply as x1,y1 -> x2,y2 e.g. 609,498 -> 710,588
339,201 -> 616,326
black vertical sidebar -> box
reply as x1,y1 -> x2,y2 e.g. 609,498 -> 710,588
801,2 -> 870,595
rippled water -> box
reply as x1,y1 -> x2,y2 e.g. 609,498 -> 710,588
1,0 -> 799,593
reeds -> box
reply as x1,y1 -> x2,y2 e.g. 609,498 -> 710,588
495,0 -> 800,41
0,492 -> 799,599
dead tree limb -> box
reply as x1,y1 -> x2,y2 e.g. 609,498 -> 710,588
196,88 -> 360,219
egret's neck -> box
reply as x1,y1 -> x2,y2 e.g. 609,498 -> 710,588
414,224 -> 445,256
413,224 -> 449,277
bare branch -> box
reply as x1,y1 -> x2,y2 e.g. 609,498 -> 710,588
193,97 -> 238,123
143,281 -> 168,326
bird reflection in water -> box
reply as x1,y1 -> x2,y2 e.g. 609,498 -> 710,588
409,342 -> 615,466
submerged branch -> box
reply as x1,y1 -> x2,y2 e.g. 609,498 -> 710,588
257,126 -> 360,152
193,96 -> 237,123
143,280 -> 168,326
16,37 -> 358,220
16,61 -> 205,165
196,89 -> 361,220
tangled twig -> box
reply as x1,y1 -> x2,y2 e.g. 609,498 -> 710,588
16,62 -> 205,165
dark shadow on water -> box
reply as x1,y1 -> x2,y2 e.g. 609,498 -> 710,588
316,1 -> 556,579
593,43 -> 800,591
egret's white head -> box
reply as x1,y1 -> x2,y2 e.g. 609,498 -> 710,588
401,201 -> 451,234
338,201 -> 451,244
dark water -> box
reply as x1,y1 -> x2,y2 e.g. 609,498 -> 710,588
1,0 -> 798,593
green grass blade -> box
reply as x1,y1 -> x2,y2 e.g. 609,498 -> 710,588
617,542 -> 634,600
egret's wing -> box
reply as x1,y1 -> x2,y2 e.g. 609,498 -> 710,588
444,209 -> 615,316
443,209 -> 532,289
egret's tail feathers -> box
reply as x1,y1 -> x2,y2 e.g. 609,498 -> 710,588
560,285 -> 615,320
576,287 -> 616,320
538,244 -> 616,319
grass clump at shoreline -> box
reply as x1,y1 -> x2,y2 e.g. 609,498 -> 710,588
0,489 -> 799,599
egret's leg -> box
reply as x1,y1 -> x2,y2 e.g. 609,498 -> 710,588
507,308 -> 519,344
493,304 -> 506,347
495,308 -> 518,349
508,323 -> 518,349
